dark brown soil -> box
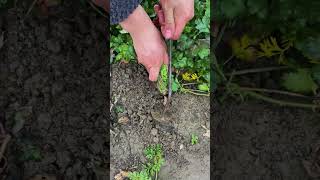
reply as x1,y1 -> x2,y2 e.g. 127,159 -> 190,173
213,100 -> 320,180
0,2 -> 109,179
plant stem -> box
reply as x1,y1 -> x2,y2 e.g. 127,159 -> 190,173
24,0 -> 38,20
226,66 -> 289,76
245,91 -> 319,109
239,87 -> 310,98
213,23 -> 226,50
223,54 -> 235,66
213,53 -> 227,82
87,0 -> 108,18
182,88 -> 210,96
181,83 -> 197,86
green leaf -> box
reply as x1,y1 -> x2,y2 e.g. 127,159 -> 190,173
171,78 -> 180,92
311,65 -> 320,84
295,34 -> 320,61
219,0 -> 245,19
282,69 -> 318,94
198,48 -> 210,59
198,83 -> 209,92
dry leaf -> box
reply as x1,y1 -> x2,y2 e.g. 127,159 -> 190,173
118,116 -> 129,124
114,170 -> 130,180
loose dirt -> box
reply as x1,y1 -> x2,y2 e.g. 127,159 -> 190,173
213,100 -> 320,180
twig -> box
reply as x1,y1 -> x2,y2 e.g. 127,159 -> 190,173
24,0 -> 38,20
0,135 -> 11,161
182,88 -> 209,96
181,83 -> 197,86
213,23 -> 226,50
226,66 -> 289,76
213,53 -> 227,82
87,0 -> 108,18
245,91 -> 319,110
238,87 -> 311,99
223,54 -> 235,66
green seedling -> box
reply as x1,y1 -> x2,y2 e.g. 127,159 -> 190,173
128,144 -> 165,180
115,105 -> 124,113
191,134 -> 199,145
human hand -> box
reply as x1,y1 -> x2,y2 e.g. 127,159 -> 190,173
120,5 -> 169,81
154,0 -> 194,40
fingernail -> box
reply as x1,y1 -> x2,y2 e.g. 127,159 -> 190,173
165,30 -> 171,39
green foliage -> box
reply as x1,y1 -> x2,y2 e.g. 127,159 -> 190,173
191,134 -> 198,145
115,105 -> 125,113
128,144 -> 165,180
282,69 -> 318,94
128,171 -> 151,180
215,0 -> 320,63
19,145 -> 42,161
111,0 -> 210,93
0,0 -> 7,5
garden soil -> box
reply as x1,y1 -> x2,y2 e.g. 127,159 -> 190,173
1,2 -> 109,179
213,100 -> 320,180
1,2 -> 319,180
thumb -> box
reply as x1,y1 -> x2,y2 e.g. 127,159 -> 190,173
162,8 -> 175,39
148,66 -> 161,81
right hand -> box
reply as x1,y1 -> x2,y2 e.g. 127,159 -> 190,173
120,5 -> 169,81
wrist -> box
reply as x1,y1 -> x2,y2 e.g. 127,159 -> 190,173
120,5 -> 154,37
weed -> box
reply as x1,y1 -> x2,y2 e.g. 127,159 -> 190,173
114,105 -> 124,113
128,144 -> 165,180
191,134 -> 198,145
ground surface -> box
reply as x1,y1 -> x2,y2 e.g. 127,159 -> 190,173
213,100 -> 320,180
1,2 -> 109,179
110,63 -> 210,180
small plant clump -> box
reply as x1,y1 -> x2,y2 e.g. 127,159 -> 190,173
191,134 -> 199,145
128,144 -> 165,180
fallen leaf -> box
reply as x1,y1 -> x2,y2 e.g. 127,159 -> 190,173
118,116 -> 129,124
114,170 -> 130,180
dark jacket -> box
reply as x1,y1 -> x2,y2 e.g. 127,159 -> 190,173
111,0 -> 142,25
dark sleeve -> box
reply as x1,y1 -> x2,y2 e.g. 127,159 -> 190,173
110,0 -> 142,25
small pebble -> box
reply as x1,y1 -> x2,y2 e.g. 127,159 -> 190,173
180,144 -> 184,150
153,137 -> 159,143
151,128 -> 158,136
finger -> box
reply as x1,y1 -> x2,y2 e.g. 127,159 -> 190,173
148,66 -> 161,81
158,10 -> 165,26
154,4 -> 161,12
154,5 -> 165,26
172,16 -> 188,40
163,8 -> 175,39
